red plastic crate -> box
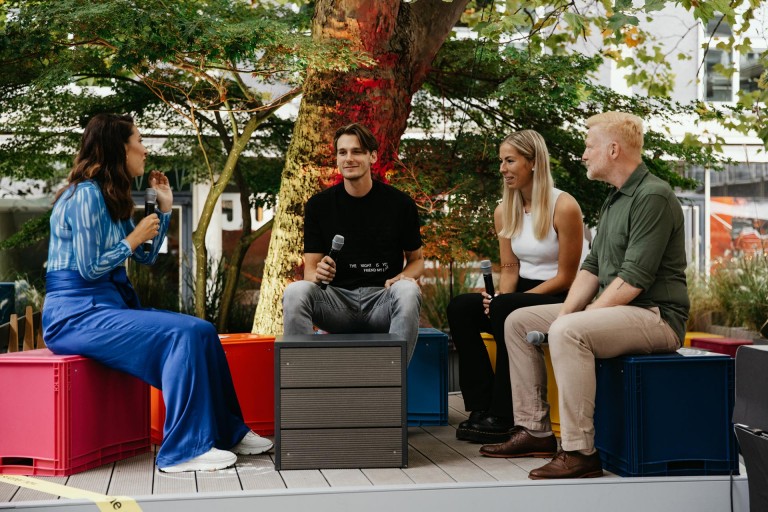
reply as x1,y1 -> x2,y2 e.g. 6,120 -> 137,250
151,334 -> 275,444
690,337 -> 753,357
0,349 -> 150,476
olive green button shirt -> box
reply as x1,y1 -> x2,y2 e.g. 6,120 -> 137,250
581,164 -> 690,343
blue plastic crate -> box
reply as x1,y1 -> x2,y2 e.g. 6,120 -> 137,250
407,328 -> 448,426
594,350 -> 738,477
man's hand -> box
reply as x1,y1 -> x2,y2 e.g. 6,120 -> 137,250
384,274 -> 418,289
315,255 -> 337,285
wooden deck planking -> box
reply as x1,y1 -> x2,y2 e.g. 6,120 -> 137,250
447,393 -> 469,423
0,479 -> 18,502
361,467 -> 415,486
423,425 -> 531,481
278,468 -> 330,489
446,391 -> 555,476
407,428 -> 495,483
10,476 -> 66,502
106,451 -> 154,497
153,469 -> 197,495
320,469 -> 373,487
236,454 -> 286,491
0,394 -> 621,502
195,467 -> 242,493
447,411 -> 468,429
65,463 -> 113,494
401,445 -> 454,484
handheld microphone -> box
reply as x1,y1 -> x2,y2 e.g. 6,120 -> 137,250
143,188 -> 157,253
480,259 -> 495,297
526,331 -> 548,346
320,234 -> 344,290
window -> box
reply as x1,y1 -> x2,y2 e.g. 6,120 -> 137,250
705,16 -> 732,37
740,51 -> 764,93
705,49 -> 733,101
701,14 -> 766,103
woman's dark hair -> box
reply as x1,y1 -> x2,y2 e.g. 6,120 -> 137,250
54,113 -> 136,220
333,123 -> 379,153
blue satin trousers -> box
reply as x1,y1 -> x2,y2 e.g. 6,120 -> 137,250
43,269 -> 249,467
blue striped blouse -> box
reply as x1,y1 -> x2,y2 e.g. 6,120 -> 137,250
47,180 -> 171,280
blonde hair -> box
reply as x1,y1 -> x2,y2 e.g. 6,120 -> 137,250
585,111 -> 644,152
498,130 -> 554,240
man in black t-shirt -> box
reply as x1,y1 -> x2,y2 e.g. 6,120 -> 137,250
282,123 -> 424,362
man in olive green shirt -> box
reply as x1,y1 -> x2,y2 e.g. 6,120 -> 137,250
478,112 -> 689,480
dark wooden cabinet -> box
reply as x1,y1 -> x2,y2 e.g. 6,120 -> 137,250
275,334 -> 407,470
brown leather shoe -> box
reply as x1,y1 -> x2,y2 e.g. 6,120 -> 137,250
479,426 -> 557,458
529,450 -> 603,479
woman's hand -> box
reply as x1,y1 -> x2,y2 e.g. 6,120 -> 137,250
148,170 -> 173,213
126,214 -> 161,251
482,292 -> 497,316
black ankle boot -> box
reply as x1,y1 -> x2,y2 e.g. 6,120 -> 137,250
456,411 -> 487,439
459,415 -> 514,444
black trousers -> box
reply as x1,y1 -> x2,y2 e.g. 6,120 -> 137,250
446,278 -> 566,419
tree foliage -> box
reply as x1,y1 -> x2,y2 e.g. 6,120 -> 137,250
0,0 -> 365,319
2,0 -> 764,333
396,41 -> 718,263
456,0 -> 766,149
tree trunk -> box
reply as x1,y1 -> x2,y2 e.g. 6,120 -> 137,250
190,88 -> 299,319
192,115 -> 261,319
253,0 -> 469,335
216,164 -> 273,332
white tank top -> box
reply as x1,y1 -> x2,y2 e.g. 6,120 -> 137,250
511,188 -> 563,281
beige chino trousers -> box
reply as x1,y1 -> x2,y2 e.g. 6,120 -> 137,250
504,303 -> 680,452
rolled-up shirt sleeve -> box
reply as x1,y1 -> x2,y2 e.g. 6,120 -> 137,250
616,194 -> 674,291
580,249 -> 599,276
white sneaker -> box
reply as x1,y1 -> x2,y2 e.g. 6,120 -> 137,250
159,447 -> 236,473
232,431 -> 273,455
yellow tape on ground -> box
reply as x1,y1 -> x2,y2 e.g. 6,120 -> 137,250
0,474 -> 142,511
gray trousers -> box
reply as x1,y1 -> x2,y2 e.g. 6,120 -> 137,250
282,280 -> 422,363
504,303 -> 680,452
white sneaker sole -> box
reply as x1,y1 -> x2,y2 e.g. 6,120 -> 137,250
159,452 -> 237,473
232,440 -> 273,455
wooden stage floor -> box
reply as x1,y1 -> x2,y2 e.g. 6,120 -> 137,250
0,393 -> 750,512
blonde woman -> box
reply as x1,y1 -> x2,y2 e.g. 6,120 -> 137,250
448,130 -> 585,444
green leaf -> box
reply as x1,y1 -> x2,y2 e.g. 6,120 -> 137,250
563,12 -> 586,34
614,0 -> 633,10
643,0 -> 666,12
607,13 -> 640,31
709,0 -> 736,17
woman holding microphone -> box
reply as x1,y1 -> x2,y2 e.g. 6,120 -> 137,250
43,113 -> 272,473
448,130 -> 585,444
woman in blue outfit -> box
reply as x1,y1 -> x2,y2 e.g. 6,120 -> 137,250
42,113 -> 272,473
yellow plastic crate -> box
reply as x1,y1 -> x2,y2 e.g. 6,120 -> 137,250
481,333 -> 496,372
480,334 -> 560,436
543,344 -> 560,436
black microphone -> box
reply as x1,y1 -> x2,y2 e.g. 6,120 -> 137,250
480,259 -> 495,297
143,188 -> 157,253
320,234 -> 344,290
526,331 -> 548,346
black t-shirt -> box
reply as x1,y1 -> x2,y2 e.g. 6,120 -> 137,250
304,180 -> 422,289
